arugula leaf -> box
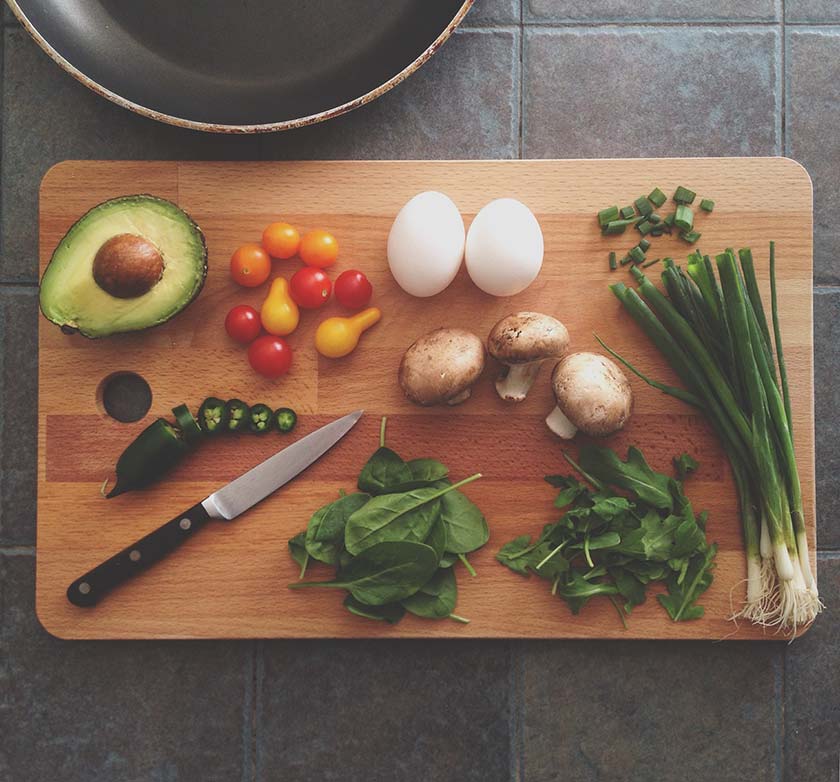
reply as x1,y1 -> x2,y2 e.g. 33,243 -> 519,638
546,475 -> 589,508
496,534 -> 540,575
657,545 -> 717,621
578,445 -> 673,510
673,453 -> 699,479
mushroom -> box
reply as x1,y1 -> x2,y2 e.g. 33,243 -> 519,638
546,352 -> 633,439
487,312 -> 570,402
398,328 -> 485,406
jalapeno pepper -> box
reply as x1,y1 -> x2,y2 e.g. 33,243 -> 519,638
273,407 -> 298,433
249,403 -> 273,434
172,404 -> 203,445
198,397 -> 228,435
106,418 -> 188,498
225,399 -> 250,433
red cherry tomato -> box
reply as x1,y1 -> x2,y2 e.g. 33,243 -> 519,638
248,335 -> 293,379
334,269 -> 373,309
224,304 -> 262,344
289,267 -> 332,309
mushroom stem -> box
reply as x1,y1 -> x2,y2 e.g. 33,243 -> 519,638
495,361 -> 545,402
545,406 -> 578,439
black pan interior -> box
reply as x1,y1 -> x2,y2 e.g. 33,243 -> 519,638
13,0 -> 466,126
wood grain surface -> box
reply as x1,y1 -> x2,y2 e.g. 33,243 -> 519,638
37,158 -> 815,640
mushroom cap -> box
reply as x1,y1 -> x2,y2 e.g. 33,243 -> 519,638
551,352 -> 633,436
398,328 -> 486,405
487,312 -> 570,365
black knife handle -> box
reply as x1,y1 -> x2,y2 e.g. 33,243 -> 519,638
67,502 -> 211,607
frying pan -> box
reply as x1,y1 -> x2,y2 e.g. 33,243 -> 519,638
7,0 -> 472,132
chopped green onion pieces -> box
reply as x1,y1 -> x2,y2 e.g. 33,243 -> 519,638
638,238 -> 651,252
663,213 -> 675,227
662,257 -> 675,269
674,204 -> 694,232
642,257 -> 661,269
674,186 -> 696,204
648,187 -> 667,208
620,255 -> 634,266
634,196 -> 654,216
700,198 -> 715,212
650,225 -> 668,237
604,217 -> 638,234
637,220 -> 654,236
648,213 -> 662,224
629,246 -> 646,264
598,205 -> 620,226
680,230 -> 702,244
609,252 -> 618,271
620,205 -> 636,219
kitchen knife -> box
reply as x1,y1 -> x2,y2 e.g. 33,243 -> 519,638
67,410 -> 363,607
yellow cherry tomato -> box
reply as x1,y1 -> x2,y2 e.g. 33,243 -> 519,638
260,277 -> 300,336
299,229 -> 339,268
315,307 -> 381,358
262,222 -> 300,260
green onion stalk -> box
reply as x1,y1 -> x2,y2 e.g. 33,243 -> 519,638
605,245 -> 820,632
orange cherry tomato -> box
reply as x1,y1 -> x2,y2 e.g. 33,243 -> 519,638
262,222 -> 300,260
299,229 -> 339,268
230,244 -> 271,287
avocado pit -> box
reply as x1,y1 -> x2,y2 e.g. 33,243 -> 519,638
93,233 -> 164,299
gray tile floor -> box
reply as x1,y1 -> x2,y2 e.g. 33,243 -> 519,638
1,2 -> 839,780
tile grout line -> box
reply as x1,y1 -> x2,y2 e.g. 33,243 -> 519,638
0,546 -> 35,555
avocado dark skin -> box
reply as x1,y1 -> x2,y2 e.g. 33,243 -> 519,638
93,233 -> 164,298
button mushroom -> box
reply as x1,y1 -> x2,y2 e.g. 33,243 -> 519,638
546,352 -> 633,438
399,328 -> 485,406
487,312 -> 570,402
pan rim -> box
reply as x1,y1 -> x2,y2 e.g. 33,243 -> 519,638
6,0 -> 474,134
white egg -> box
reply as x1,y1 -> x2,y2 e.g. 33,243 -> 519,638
465,198 -> 544,297
387,191 -> 465,298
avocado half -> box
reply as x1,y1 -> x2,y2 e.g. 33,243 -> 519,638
39,195 -> 208,338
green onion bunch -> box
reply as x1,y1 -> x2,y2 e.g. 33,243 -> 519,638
604,243 -> 820,632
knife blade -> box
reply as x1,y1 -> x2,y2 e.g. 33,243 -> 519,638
67,410 -> 363,607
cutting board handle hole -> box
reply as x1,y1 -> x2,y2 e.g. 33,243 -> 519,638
97,372 -> 152,423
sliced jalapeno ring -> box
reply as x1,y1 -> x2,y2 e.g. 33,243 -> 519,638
172,404 -> 202,445
249,403 -> 273,434
198,396 -> 228,435
273,407 -> 298,434
225,399 -> 250,433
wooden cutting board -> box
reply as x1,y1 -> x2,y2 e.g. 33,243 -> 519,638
37,158 -> 815,640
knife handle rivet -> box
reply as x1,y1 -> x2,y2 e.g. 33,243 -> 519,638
78,582 -> 91,595
179,518 -> 191,530
129,549 -> 141,562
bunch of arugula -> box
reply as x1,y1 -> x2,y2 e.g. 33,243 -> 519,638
496,445 -> 717,624
287,418 -> 488,624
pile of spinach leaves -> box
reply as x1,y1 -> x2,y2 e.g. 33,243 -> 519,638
288,418 -> 488,624
496,445 -> 717,624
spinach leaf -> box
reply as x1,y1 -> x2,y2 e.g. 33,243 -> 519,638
289,541 -> 438,605
425,517 -> 447,563
408,458 -> 449,483
305,492 -> 370,565
288,531 -> 309,578
439,552 -> 459,568
343,595 -> 406,624
357,447 -> 413,495
439,490 -> 489,554
401,568 -> 457,619
578,445 -> 673,510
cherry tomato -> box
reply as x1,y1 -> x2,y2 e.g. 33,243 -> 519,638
262,222 -> 300,260
248,335 -> 293,379
334,269 -> 373,309
224,304 -> 262,344
299,229 -> 339,268
290,267 -> 332,309
230,244 -> 271,287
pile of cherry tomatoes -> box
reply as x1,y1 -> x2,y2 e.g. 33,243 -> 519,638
225,222 -> 376,379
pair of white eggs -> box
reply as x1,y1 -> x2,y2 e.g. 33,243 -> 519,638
387,191 -> 543,298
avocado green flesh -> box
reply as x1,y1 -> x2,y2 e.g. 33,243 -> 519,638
39,195 -> 207,338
